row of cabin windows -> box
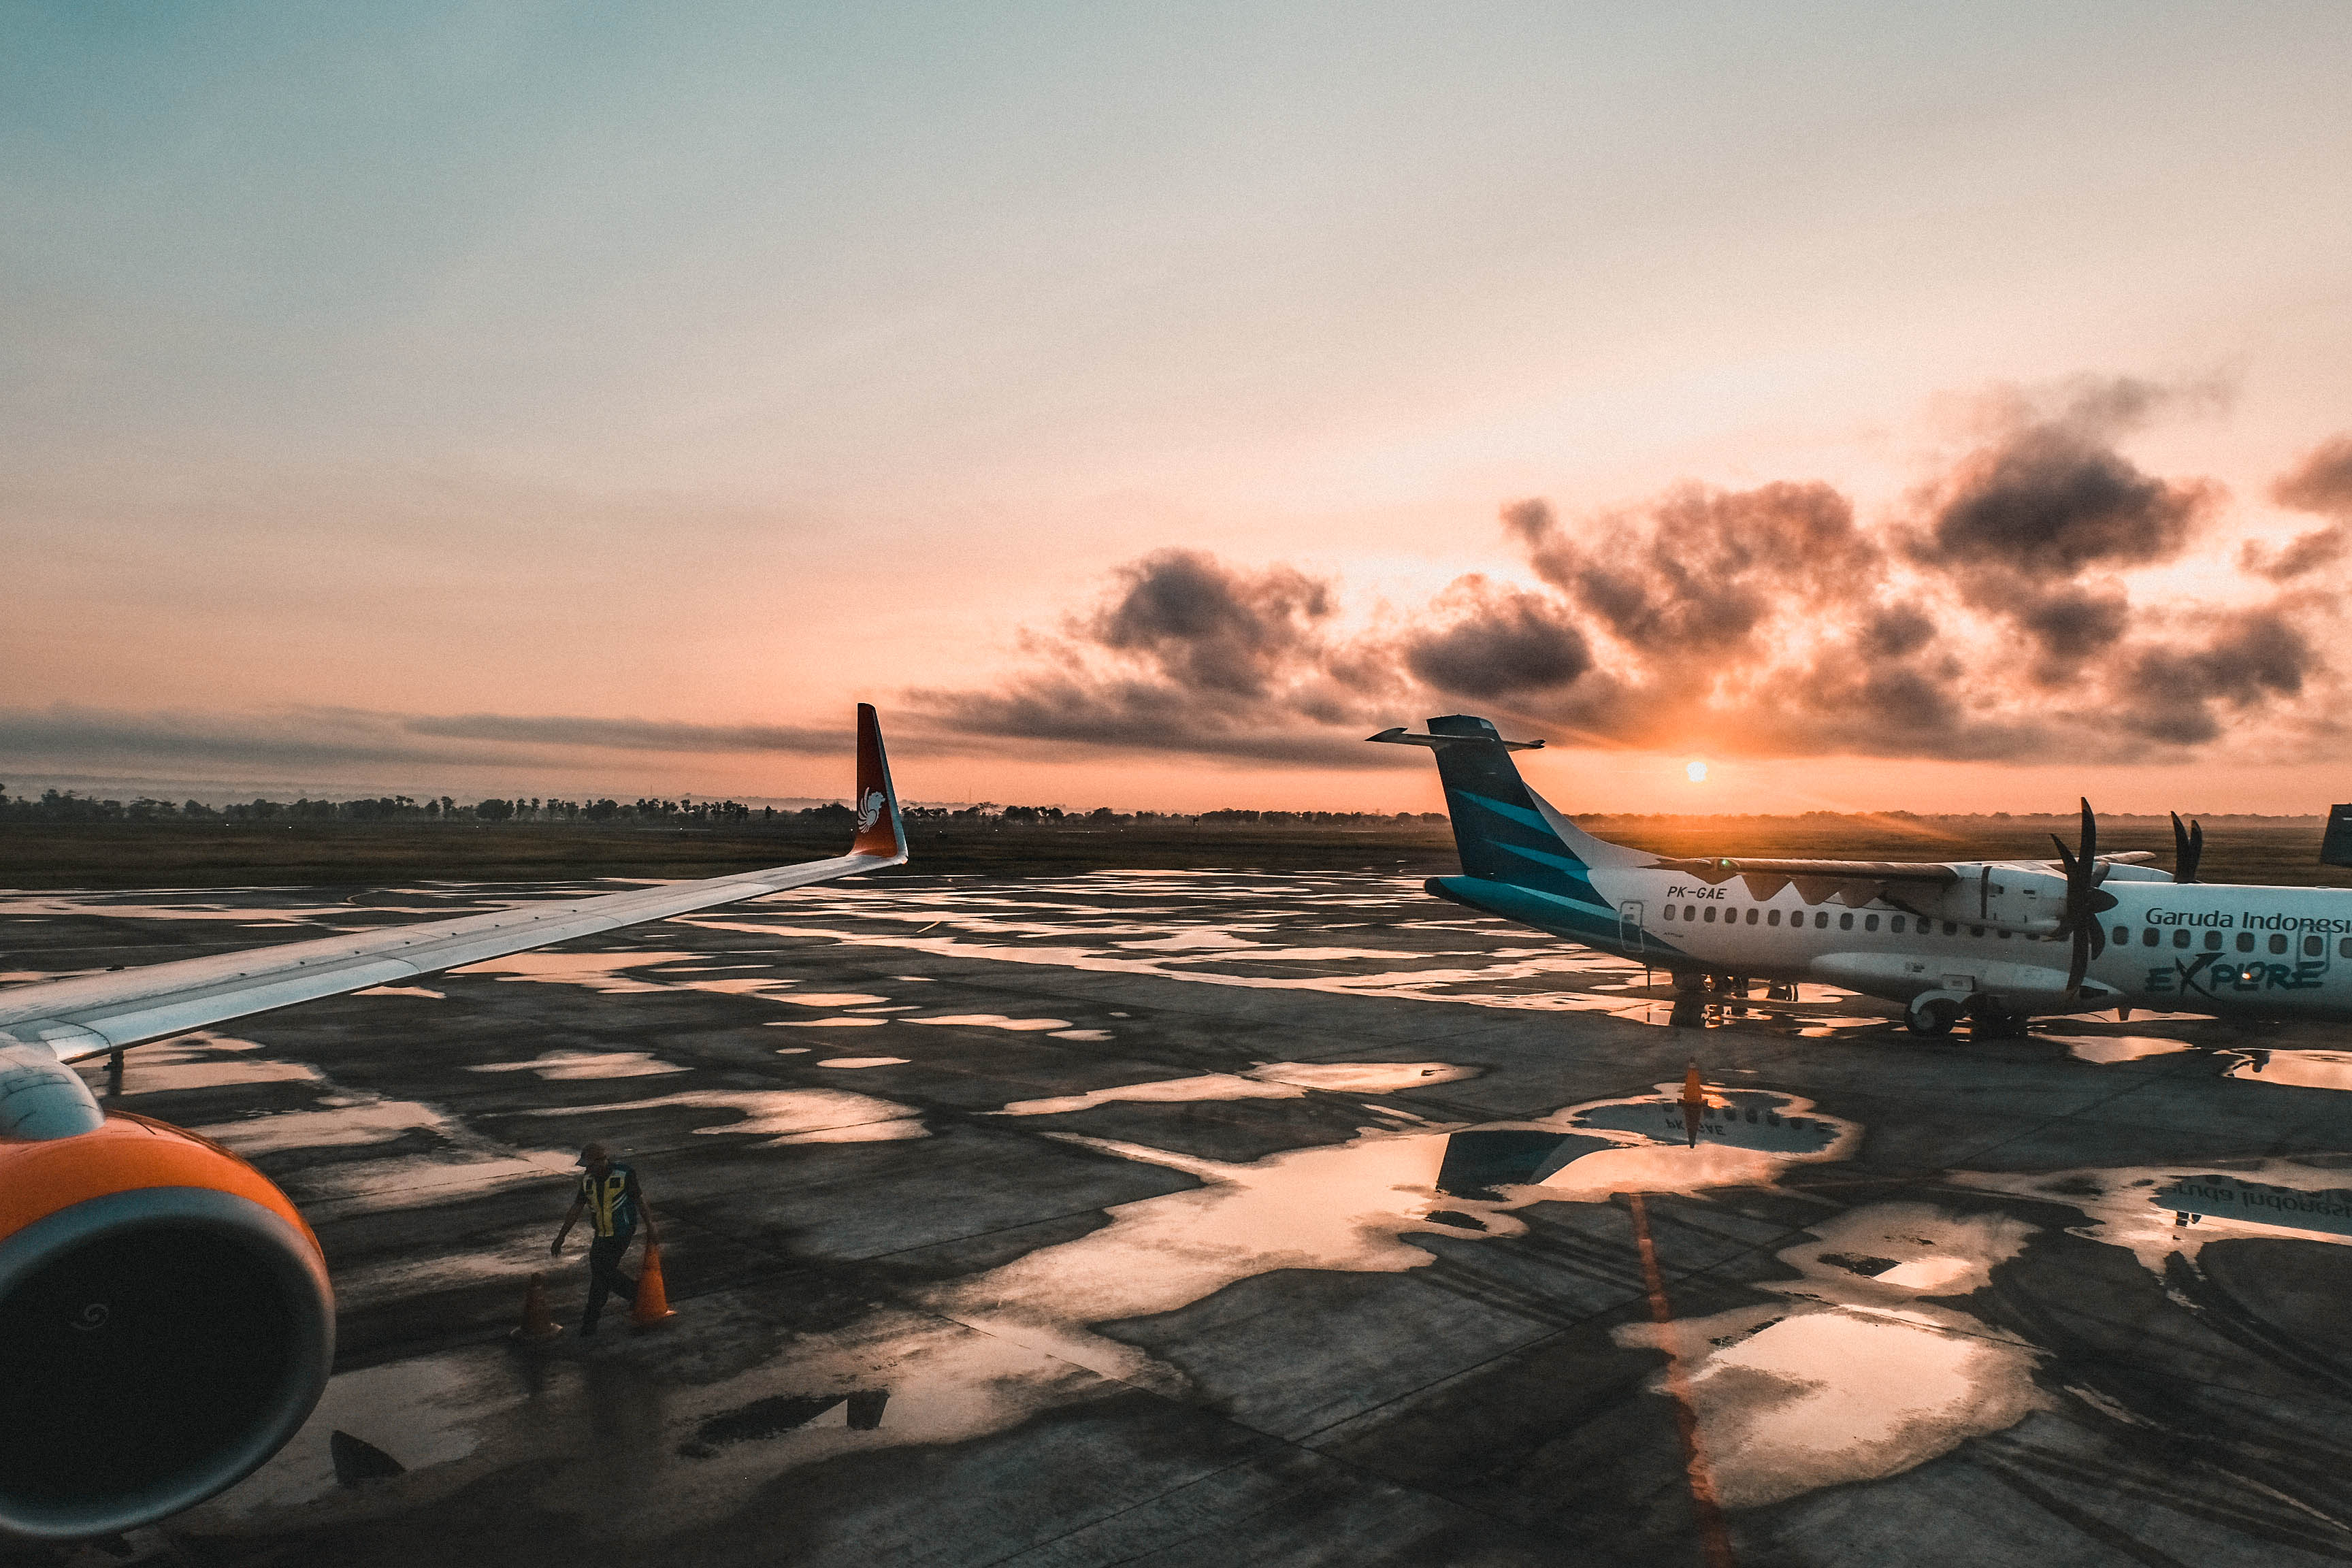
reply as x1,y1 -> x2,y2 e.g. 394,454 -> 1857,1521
1654,903 -> 2352,960
1656,904 -> 2010,938
2113,926 -> 2349,959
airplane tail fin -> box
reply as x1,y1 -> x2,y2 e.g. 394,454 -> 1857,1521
849,704 -> 906,862
1370,715 -> 1642,885
2324,804 -> 2352,870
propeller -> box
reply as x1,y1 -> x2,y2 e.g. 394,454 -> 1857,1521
2170,811 -> 2203,884
2051,797 -> 2120,996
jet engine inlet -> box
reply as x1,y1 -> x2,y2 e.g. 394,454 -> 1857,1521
0,1130 -> 333,1540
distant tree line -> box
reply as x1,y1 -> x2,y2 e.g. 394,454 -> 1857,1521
0,787 -> 1450,830
1,788 -> 783,826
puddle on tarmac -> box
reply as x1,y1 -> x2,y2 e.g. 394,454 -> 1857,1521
354,985 -> 446,1000
194,1098 -> 455,1155
996,1061 -> 1480,1117
208,1309 -> 1097,1534
2046,1034 -> 2196,1064
900,1013 -> 1073,1032
282,1149 -> 577,1217
2221,1049 -> 2352,1091
692,983 -> 894,1007
928,1082 -> 1856,1392
768,1017 -> 892,1028
468,1050 -> 687,1081
1957,1159 -> 2352,1275
817,1057 -> 909,1069
528,1088 -> 926,1145
679,909 -> 1886,1036
209,1348 -> 516,1516
453,951 -> 701,994
0,894 -> 358,925
88,1032 -> 324,1093
1618,1203 -> 2046,1509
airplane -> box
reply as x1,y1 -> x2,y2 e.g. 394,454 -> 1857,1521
1373,715 -> 2352,1038
0,706 -> 907,1543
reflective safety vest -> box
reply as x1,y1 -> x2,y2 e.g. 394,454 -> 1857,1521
579,1164 -> 638,1237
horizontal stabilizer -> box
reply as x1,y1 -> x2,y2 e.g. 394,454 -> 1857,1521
1367,726 -> 1546,753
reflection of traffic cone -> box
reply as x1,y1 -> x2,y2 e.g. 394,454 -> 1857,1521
632,1243 -> 678,1328
1680,1062 -> 1705,1147
512,1273 -> 563,1342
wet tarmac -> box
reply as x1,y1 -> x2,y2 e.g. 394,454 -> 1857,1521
7,870 -> 2352,1565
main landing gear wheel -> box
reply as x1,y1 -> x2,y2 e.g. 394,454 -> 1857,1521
1906,996 -> 1961,1036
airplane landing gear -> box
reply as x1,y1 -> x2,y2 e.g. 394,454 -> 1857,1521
1906,994 -> 1962,1036
1968,1007 -> 2033,1040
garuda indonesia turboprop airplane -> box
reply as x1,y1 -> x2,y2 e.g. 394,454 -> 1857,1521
1375,715 -> 2352,1036
0,706 -> 906,1543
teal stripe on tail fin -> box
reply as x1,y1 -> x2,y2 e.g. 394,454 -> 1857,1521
1411,715 -> 1644,886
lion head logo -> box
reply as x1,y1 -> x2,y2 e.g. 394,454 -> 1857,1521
855,789 -> 886,832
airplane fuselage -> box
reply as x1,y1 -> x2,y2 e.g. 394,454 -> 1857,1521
1441,866 -> 2352,1023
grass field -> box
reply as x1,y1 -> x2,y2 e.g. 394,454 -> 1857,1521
4,813 -> 2346,889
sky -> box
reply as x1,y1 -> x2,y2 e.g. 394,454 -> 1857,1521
7,1 -> 2352,815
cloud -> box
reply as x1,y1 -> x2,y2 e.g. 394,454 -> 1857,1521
915,551 -> 1412,769
1518,480 -> 1876,659
2246,436 -> 2352,581
2242,526 -> 2347,582
1902,415 -> 2218,684
1404,579 -> 1590,697
404,714 -> 836,753
2116,608 -> 2320,745
1911,424 -> 2210,577
0,704 -> 850,783
0,706 -> 491,774
1085,550 -> 1334,699
926,382 -> 2343,770
2274,435 -> 2352,517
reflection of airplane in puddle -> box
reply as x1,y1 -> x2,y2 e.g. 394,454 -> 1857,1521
0,708 -> 907,1540
1377,715 -> 2352,1039
1435,1073 -> 1842,1200
679,1390 -> 889,1456
2154,1174 -> 2352,1241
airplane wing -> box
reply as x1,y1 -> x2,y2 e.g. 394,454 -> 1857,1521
0,704 -> 907,1065
1644,856 -> 1962,884
1645,849 -> 2160,907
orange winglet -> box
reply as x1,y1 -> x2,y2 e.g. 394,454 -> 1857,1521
849,702 -> 903,859
631,1241 -> 678,1328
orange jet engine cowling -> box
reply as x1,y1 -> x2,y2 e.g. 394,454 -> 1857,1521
0,1111 -> 333,1541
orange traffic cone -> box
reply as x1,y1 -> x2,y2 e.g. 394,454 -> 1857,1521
631,1242 -> 677,1329
512,1272 -> 563,1342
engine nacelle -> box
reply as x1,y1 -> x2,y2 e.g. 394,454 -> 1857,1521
0,1111 -> 333,1540
1907,865 -> 2070,935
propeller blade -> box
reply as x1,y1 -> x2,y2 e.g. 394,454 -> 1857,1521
2171,812 -> 2203,883
2061,799 -> 2101,996
2051,833 -> 2078,884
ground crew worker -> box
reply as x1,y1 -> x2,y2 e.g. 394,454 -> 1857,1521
549,1142 -> 661,1335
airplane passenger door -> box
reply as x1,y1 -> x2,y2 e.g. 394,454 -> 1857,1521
1620,901 -> 1645,952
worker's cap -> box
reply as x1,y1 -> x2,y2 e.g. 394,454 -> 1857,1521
575,1141 -> 610,1167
